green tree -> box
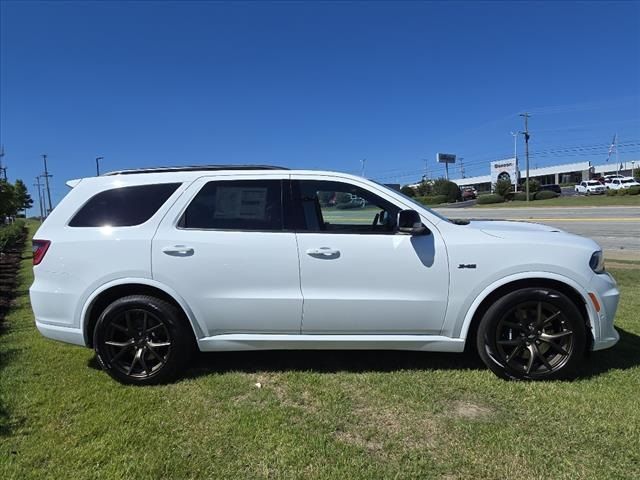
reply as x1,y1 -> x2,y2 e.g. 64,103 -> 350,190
416,180 -> 432,196
0,179 -> 17,218
13,179 -> 33,215
432,178 -> 461,203
494,179 -> 513,199
400,185 -> 416,197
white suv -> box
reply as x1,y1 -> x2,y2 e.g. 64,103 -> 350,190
606,177 -> 640,190
575,181 -> 606,195
30,166 -> 620,384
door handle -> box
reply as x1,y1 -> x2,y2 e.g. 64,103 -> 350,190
162,245 -> 194,257
306,247 -> 340,258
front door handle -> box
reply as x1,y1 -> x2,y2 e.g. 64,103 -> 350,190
162,245 -> 194,257
306,247 -> 340,258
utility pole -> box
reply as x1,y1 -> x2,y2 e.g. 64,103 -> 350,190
422,158 -> 429,181
41,154 -> 53,215
520,113 -> 531,203
459,157 -> 465,178
34,176 -> 44,221
615,134 -> 620,176
96,156 -> 104,176
510,132 -> 519,192
360,158 -> 366,177
0,145 -> 6,180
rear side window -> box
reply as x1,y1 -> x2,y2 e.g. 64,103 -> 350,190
69,183 -> 180,227
180,180 -> 283,230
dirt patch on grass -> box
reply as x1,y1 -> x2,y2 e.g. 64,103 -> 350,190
450,400 -> 493,420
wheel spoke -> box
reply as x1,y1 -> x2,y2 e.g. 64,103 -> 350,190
111,343 -> 134,362
146,323 -> 164,334
147,341 -> 171,348
125,311 -> 134,335
506,343 -> 525,362
536,302 -> 543,328
139,348 -> 150,375
542,310 -> 562,326
539,330 -> 572,341
525,344 -> 536,373
105,340 -> 134,348
533,343 -> 553,371
112,323 -> 128,334
515,309 -> 528,324
146,344 -> 165,363
539,339 -> 569,356
142,312 -> 148,335
126,350 -> 139,375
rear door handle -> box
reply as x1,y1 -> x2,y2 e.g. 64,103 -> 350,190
162,245 -> 194,257
306,247 -> 340,258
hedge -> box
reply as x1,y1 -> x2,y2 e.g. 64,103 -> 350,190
0,219 -> 26,253
477,194 -> 505,205
606,189 -> 617,196
628,186 -> 640,195
415,195 -> 448,205
534,190 -> 559,200
617,188 -> 629,196
513,192 -> 529,201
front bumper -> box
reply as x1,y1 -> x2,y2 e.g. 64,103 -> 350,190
589,272 -> 620,351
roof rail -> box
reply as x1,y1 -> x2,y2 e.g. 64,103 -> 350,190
103,165 -> 289,176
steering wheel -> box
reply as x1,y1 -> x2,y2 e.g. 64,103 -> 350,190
372,212 -> 380,226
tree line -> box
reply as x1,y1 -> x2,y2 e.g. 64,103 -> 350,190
0,179 -> 34,219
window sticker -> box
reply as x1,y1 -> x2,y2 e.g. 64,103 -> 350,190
214,187 -> 268,219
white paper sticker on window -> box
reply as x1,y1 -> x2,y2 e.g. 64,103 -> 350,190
214,187 -> 267,219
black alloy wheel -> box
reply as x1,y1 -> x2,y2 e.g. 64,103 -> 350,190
477,288 -> 587,380
94,295 -> 194,385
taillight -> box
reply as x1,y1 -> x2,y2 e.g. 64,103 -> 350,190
32,240 -> 51,266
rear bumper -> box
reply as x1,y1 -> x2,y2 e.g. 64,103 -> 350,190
35,320 -> 86,347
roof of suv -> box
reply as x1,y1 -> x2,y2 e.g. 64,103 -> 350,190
104,165 -> 289,175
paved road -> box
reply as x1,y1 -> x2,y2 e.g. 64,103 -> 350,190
434,206 -> 640,254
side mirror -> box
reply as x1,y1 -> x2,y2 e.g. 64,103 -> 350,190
397,209 -> 429,235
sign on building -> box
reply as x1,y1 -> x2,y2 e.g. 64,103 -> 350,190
490,158 -> 519,188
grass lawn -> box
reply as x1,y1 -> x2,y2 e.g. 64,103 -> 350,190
1,223 -> 639,479
474,194 -> 640,208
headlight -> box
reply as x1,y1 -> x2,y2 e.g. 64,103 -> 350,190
589,250 -> 605,273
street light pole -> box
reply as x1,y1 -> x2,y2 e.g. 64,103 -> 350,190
96,156 -> 104,176
41,154 -> 53,216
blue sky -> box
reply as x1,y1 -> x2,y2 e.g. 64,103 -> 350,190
1,0 -> 639,205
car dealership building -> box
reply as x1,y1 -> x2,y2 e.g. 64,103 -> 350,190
451,159 -> 638,192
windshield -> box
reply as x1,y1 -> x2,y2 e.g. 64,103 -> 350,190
370,181 -> 452,224
587,181 -> 600,185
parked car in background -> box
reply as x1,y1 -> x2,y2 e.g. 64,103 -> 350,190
540,184 -> 562,195
461,187 -> 477,200
30,165 -> 619,384
606,177 -> 640,190
575,181 -> 606,195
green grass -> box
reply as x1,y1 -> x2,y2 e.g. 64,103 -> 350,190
1,223 -> 640,479
474,194 -> 640,208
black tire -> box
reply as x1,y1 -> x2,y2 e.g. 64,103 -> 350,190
476,288 -> 586,380
94,295 -> 195,385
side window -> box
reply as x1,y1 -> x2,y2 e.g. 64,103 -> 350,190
69,183 -> 180,227
180,179 -> 283,231
293,180 -> 400,233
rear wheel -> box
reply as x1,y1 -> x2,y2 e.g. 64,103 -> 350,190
477,288 -> 586,380
94,295 -> 194,385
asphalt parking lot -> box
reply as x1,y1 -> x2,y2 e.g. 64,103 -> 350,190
435,206 -> 640,257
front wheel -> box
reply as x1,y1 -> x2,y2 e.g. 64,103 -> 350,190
477,288 -> 587,380
94,295 -> 195,385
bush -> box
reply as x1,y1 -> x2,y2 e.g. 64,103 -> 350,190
522,179 -> 540,194
477,194 -> 505,205
0,219 -> 26,253
400,185 -> 416,197
534,190 -> 559,200
606,188 -> 617,196
432,178 -> 461,203
617,188 -> 629,196
494,179 -> 513,199
513,192 -> 530,201
628,186 -> 640,195
415,195 -> 447,205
